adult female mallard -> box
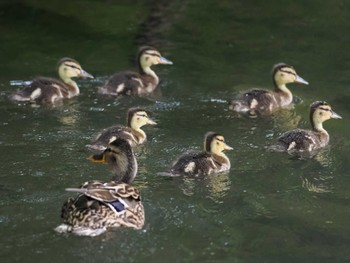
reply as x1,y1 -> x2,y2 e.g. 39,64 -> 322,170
87,107 -> 157,151
10,57 -> 93,104
97,46 -> 172,96
268,101 -> 342,153
55,138 -> 144,236
161,132 -> 233,177
229,63 -> 308,116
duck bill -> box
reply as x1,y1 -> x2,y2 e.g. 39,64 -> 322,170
88,153 -> 107,163
295,75 -> 309,85
147,118 -> 157,125
80,69 -> 94,79
224,143 -> 234,151
331,111 -> 342,119
159,56 -> 173,65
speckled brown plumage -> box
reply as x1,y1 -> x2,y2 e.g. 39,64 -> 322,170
56,138 -> 144,236
60,181 -> 144,231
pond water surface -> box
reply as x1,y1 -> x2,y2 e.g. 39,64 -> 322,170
1,1 -> 350,262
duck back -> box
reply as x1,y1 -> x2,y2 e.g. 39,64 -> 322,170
230,89 -> 276,115
171,151 -> 216,176
87,125 -> 141,151
58,181 -> 144,236
270,129 -> 327,152
10,77 -> 69,104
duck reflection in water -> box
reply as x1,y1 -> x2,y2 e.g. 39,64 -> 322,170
180,173 -> 232,203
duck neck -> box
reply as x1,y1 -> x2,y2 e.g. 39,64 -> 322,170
61,76 -> 80,97
274,82 -> 293,105
212,152 -> 231,169
311,120 -> 329,146
130,125 -> 146,143
140,66 -> 159,85
312,120 -> 327,134
111,150 -> 138,184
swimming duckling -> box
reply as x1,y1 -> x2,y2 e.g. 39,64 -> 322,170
268,101 -> 342,153
10,58 -> 93,104
162,132 -> 233,177
229,63 -> 308,116
87,107 -> 157,152
97,46 -> 173,96
55,138 -> 144,237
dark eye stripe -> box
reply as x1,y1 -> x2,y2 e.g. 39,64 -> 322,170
280,69 -> 296,77
136,113 -> 147,117
216,138 -> 224,142
64,63 -> 80,70
319,107 -> 330,111
144,52 -> 161,58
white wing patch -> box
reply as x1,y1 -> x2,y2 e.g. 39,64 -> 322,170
305,135 -> 316,151
184,162 -> 196,173
30,88 -> 42,100
287,141 -> 296,151
250,98 -> 258,109
116,83 -> 125,93
108,136 -> 117,144
50,94 -> 58,103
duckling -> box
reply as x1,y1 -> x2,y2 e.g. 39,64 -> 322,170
87,107 -> 157,152
229,63 -> 309,116
162,132 -> 233,177
268,101 -> 342,153
55,138 -> 144,237
97,46 -> 173,96
10,58 -> 93,104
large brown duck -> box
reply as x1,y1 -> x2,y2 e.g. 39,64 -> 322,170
55,138 -> 144,237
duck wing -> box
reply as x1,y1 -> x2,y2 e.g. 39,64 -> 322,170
66,180 -> 141,203
10,77 -> 68,103
171,151 -> 216,176
275,129 -> 318,151
100,71 -> 144,96
88,126 -> 138,151
230,89 -> 275,115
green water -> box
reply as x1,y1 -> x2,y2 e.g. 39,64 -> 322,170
1,0 -> 350,262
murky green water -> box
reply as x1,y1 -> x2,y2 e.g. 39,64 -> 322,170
1,0 -> 350,262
